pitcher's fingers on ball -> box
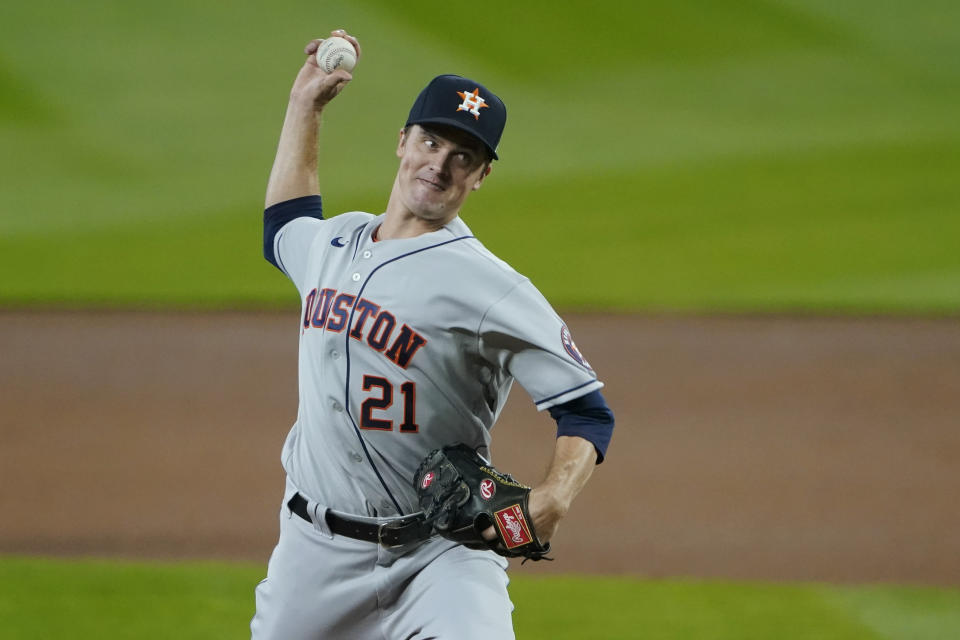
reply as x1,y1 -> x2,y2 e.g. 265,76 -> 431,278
317,69 -> 353,100
343,33 -> 361,58
305,39 -> 324,56
326,69 -> 352,85
330,28 -> 361,58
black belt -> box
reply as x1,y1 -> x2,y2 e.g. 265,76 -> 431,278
288,492 -> 434,548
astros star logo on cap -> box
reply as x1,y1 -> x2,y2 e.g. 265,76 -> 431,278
456,88 -> 490,120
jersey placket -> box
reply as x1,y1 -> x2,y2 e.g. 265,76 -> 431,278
335,230 -> 408,516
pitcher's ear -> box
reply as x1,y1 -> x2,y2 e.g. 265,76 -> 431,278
473,163 -> 492,191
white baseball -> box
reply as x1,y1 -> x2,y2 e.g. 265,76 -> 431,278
315,36 -> 357,73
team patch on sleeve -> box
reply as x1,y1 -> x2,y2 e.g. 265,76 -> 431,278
560,324 -> 592,370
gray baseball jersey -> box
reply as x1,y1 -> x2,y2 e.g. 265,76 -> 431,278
273,209 -> 602,517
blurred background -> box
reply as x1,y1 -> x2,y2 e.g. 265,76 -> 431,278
2,1 -> 959,638
3,0 -> 958,310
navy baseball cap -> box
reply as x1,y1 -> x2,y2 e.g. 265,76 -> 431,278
405,74 -> 506,160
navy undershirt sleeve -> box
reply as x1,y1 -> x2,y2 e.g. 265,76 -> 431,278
548,390 -> 615,464
263,195 -> 324,271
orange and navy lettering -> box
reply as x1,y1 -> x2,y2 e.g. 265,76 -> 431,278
326,294 -> 356,332
301,288 -> 427,369
350,299 -> 381,340
384,325 -> 427,369
302,289 -> 316,329
311,288 -> 336,328
360,375 -> 394,430
367,311 -> 396,352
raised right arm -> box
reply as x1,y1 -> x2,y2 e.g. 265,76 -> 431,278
265,30 -> 361,208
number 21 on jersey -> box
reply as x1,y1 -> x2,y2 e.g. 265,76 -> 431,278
360,375 -> 418,433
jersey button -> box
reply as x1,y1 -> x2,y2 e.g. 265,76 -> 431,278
351,273 -> 361,282
332,402 -> 343,412
351,452 -> 363,463
362,250 -> 372,259
330,350 -> 340,359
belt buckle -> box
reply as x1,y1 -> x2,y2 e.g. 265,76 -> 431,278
376,522 -> 403,548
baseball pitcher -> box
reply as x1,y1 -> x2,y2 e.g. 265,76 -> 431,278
250,29 -> 616,639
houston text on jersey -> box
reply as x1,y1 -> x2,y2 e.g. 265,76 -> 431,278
301,287 -> 427,369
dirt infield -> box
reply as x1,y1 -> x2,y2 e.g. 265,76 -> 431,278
1,311 -> 958,585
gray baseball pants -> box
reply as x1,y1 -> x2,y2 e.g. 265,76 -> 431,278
251,478 -> 515,639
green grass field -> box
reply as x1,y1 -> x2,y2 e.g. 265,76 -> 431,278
1,556 -> 959,639
2,0 -> 958,311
